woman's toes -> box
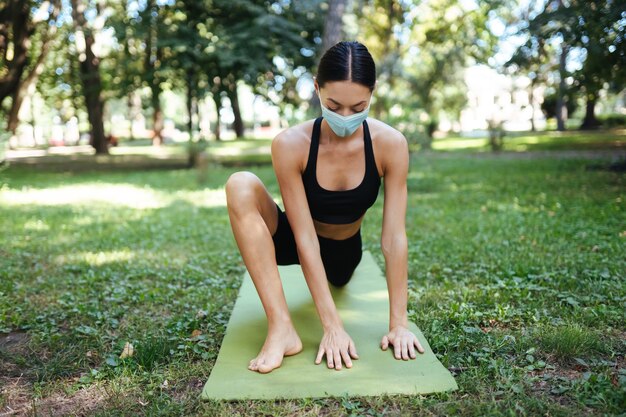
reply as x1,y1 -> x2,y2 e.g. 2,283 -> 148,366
258,360 -> 279,374
248,359 -> 259,370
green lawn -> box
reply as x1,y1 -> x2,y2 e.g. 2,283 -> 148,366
429,129 -> 626,153
0,153 -> 624,416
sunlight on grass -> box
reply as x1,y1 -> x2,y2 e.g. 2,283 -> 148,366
210,145 -> 271,156
23,219 -> 50,231
481,197 -> 561,214
109,145 -> 186,157
0,184 -> 227,208
428,129 -> 625,152
55,250 -> 137,266
432,138 -> 488,150
0,184 -> 164,208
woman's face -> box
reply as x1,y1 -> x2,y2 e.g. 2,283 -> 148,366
314,79 -> 373,117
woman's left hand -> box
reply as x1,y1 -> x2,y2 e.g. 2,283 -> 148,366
381,325 -> 425,360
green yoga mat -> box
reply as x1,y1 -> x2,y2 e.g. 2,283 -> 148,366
202,250 -> 458,400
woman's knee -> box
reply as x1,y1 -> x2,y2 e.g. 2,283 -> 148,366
325,256 -> 361,287
225,171 -> 262,209
328,272 -> 354,287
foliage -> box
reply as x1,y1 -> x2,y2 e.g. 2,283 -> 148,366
509,0 -> 625,126
541,88 -> 578,120
355,0 -> 510,146
597,113 -> 626,128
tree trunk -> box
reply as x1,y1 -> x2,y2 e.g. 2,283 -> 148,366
228,84 -> 244,138
186,70 -> 197,142
2,0 -> 59,133
580,93 -> 600,130
145,0 -> 163,145
70,0 -> 108,154
321,0 -> 347,53
421,119 -> 436,150
7,26 -> 56,136
127,92 -> 135,140
151,87 -> 163,145
0,0 -> 29,107
212,93 -> 222,141
529,78 -> 536,132
555,44 -> 568,132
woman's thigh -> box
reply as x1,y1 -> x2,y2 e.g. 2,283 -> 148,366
272,203 -> 300,265
272,204 -> 363,284
317,230 -> 363,287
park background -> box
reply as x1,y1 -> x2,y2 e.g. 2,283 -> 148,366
1,0 -> 624,415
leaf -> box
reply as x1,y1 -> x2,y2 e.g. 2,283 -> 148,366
574,357 -> 589,367
76,325 -> 98,336
462,326 -> 482,334
106,355 -> 119,367
119,342 -> 134,359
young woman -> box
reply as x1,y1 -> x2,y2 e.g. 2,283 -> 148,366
225,41 -> 424,374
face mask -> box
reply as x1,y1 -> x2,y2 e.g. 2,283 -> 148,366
318,92 -> 370,137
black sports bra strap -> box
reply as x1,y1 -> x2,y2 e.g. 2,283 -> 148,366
363,120 -> 375,172
307,117 -> 322,171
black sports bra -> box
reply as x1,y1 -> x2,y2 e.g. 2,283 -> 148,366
301,116 -> 381,224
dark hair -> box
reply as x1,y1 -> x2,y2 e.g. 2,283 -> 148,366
316,41 -> 376,92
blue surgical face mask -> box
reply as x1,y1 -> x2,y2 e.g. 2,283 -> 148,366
318,92 -> 370,137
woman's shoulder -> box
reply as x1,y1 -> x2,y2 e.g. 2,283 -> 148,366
272,118 -> 317,149
270,118 -> 318,170
366,117 -> 407,146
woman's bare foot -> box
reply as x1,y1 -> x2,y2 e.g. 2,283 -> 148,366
248,322 -> 302,373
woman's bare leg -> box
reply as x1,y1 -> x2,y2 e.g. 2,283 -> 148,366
225,171 -> 302,373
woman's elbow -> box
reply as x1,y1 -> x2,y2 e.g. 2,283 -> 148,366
380,233 -> 407,256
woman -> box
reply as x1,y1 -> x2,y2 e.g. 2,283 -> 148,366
225,41 -> 424,374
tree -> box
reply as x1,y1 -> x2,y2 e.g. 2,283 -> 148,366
0,0 -> 61,143
571,1 -> 625,129
205,0 -> 321,131
355,0 -> 503,148
109,0 -> 178,144
505,35 -> 554,131
70,0 -> 108,154
353,0 -> 407,121
520,0 -> 625,131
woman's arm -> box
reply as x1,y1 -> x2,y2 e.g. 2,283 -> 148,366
379,131 -> 424,359
272,130 -> 358,369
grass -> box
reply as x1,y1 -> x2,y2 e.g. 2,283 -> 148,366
429,128 -> 625,153
0,150 -> 625,415
536,323 -> 606,360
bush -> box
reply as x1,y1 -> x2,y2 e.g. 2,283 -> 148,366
598,113 -> 626,128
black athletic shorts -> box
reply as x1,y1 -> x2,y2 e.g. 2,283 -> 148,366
271,202 -> 362,287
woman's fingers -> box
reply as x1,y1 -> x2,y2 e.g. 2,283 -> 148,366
317,330 -> 358,370
408,341 -> 416,359
333,349 -> 342,370
381,335 -> 389,350
393,339 -> 401,359
340,347 -> 353,368
315,347 -> 324,365
349,339 -> 359,359
414,337 -> 425,353
402,338 -> 409,360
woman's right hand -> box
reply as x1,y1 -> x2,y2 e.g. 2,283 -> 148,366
315,325 -> 359,370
